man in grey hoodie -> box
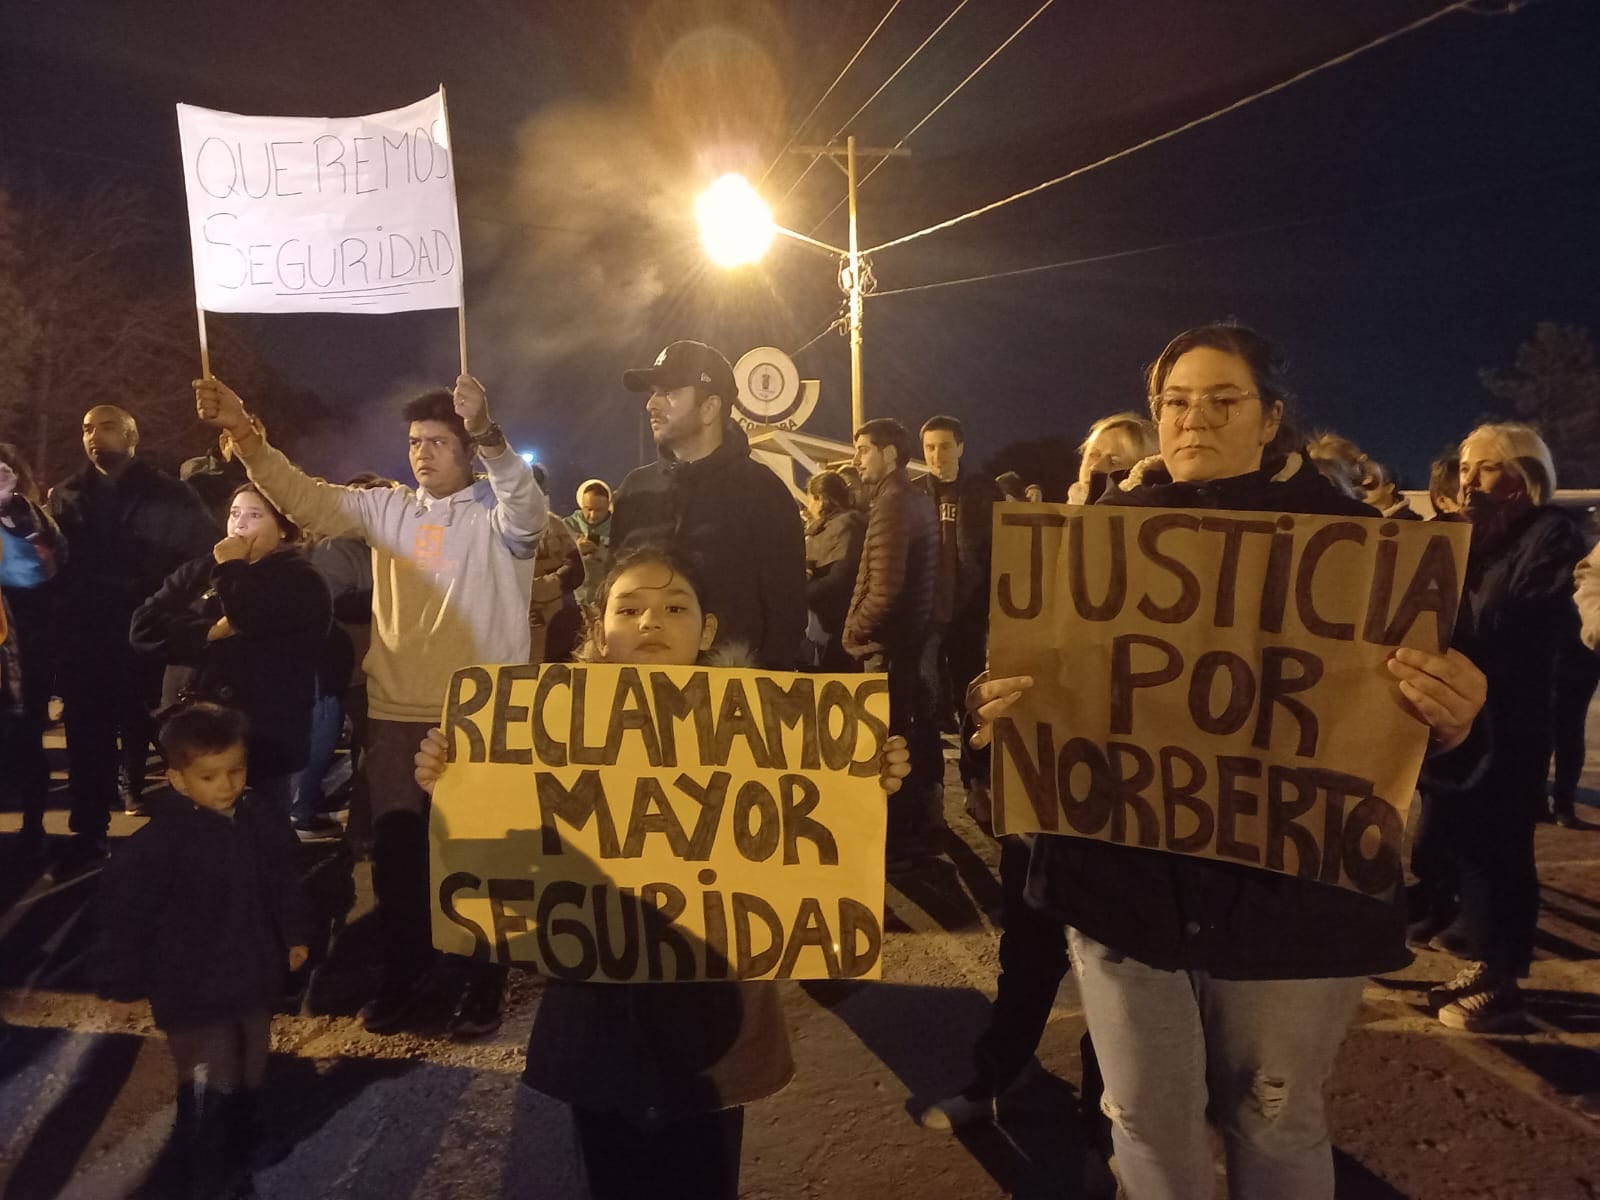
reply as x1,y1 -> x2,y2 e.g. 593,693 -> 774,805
195,373 -> 547,1037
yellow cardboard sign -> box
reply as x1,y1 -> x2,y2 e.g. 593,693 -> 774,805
428,663 -> 890,981
988,504 -> 1471,897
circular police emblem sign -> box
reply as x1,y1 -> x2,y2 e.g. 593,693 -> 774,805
733,347 -> 815,428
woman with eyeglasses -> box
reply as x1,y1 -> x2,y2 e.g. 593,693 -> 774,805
969,324 -> 1488,1200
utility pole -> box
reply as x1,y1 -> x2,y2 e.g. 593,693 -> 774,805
789,140 -> 908,432
846,135 -> 863,435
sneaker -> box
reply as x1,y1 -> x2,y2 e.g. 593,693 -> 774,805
1406,910 -> 1456,949
292,814 -> 344,843
318,796 -> 352,820
446,982 -> 503,1041
917,1093 -> 994,1132
1428,961 -> 1491,1010
1428,920 -> 1472,958
117,763 -> 144,815
360,976 -> 424,1034
1438,974 -> 1524,1032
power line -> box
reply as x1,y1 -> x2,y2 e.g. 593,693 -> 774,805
793,312 -> 849,357
778,0 -> 973,208
862,0 -> 1481,256
758,0 -> 905,187
865,160 -> 1600,299
806,0 -> 1057,237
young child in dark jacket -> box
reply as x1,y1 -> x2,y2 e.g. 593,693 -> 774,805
94,703 -> 310,1199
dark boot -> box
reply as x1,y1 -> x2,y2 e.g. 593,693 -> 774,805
446,965 -> 505,1040
181,1082 -> 230,1200
223,1090 -> 262,1195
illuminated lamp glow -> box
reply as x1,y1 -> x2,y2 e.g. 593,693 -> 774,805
696,173 -> 775,267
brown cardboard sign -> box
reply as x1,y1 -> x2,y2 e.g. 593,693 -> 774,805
988,504 -> 1471,897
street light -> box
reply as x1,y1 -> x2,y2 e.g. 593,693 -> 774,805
695,138 -> 904,432
696,174 -> 775,268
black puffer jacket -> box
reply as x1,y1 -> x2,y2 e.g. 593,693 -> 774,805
129,549 -> 332,777
1027,452 -> 1486,979
93,789 -> 311,1031
843,470 -> 939,657
805,506 -> 866,642
611,424 -> 806,670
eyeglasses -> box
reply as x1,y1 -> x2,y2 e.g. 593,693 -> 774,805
1149,388 -> 1258,428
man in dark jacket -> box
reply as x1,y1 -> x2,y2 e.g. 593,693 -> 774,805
50,405 -> 217,859
612,341 -> 805,670
917,415 -> 1000,817
845,418 -> 940,862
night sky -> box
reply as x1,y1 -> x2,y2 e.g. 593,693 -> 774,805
5,0 -> 1599,499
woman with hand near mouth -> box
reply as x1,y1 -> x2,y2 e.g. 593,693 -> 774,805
131,483 -> 332,820
1413,423 -> 1585,1029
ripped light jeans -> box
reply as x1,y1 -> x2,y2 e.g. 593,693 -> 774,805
1067,928 -> 1365,1200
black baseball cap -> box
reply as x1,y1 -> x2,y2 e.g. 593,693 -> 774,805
622,340 -> 738,403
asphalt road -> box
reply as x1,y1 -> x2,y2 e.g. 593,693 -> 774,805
2,726 -> 1598,1200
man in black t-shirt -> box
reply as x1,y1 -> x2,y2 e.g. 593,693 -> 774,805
916,416 -> 1000,822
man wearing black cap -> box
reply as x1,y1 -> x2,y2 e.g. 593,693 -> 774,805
612,341 -> 805,670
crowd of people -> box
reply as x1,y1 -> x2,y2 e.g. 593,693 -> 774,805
0,322 -> 1595,1198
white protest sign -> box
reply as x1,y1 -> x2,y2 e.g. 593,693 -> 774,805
176,91 -> 463,315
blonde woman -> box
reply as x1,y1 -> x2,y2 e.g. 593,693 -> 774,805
1066,412 -> 1159,504
1412,421 -> 1584,1030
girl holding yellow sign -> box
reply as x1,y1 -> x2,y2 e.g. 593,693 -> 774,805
415,541 -> 909,1200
